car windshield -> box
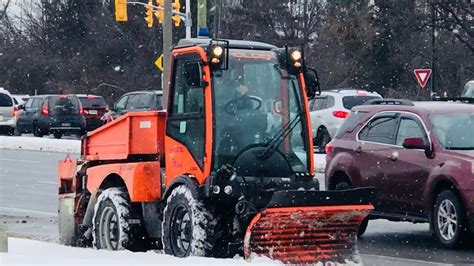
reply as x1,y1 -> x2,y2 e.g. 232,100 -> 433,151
79,96 -> 107,108
342,95 -> 380,110
430,113 -> 474,150
212,49 -> 309,173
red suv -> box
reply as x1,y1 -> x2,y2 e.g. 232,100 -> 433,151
325,99 -> 474,248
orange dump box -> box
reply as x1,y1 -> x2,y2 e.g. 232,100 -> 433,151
83,111 -> 166,161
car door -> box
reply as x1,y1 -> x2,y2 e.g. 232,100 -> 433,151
357,112 -> 399,212
386,113 -> 430,216
21,98 -> 40,132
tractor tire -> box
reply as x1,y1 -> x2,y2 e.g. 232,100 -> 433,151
93,187 -> 149,251
162,185 -> 219,258
432,190 -> 468,248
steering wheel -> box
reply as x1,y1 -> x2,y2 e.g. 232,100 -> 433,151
224,95 -> 263,115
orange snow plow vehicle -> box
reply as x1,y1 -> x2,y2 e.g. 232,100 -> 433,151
58,38 -> 374,264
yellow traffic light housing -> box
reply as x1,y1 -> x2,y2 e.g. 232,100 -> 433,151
114,0 -> 128,22
172,0 -> 182,27
154,0 -> 164,23
145,1 -> 154,28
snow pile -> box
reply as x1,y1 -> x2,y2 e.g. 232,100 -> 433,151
0,238 -> 278,265
313,153 -> 326,173
0,136 -> 80,154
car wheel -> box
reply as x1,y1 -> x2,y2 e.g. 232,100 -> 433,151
53,132 -> 63,139
162,185 -> 220,258
13,127 -> 22,136
432,190 -> 468,248
333,180 -> 351,190
316,127 -> 331,150
33,123 -> 43,137
7,128 -> 15,136
93,187 -> 149,251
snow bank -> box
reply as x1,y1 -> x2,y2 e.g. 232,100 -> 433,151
314,153 -> 326,173
0,136 -> 80,154
0,238 -> 278,265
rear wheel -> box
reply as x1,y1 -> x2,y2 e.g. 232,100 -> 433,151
93,187 -> 149,251
316,127 -> 331,150
33,123 -> 43,137
162,185 -> 219,257
53,132 -> 63,139
432,190 -> 468,248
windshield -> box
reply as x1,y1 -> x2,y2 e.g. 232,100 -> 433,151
430,113 -> 474,150
212,49 -> 309,173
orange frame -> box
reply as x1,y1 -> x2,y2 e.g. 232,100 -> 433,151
164,46 -> 213,186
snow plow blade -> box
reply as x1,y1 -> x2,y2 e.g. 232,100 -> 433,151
244,188 -> 374,264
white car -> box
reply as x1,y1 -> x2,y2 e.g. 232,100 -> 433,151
309,89 -> 382,150
461,80 -> 474,98
0,88 -> 18,135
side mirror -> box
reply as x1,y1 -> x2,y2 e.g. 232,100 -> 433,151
18,104 -> 25,110
304,67 -> 321,99
184,61 -> 205,88
403,137 -> 430,151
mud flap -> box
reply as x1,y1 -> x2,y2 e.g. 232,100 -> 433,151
58,193 -> 76,245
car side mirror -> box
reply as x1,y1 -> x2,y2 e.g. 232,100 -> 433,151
184,61 -> 205,88
18,104 -> 25,110
304,67 -> 321,99
402,137 -> 432,154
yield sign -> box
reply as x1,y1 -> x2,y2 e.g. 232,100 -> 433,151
414,69 -> 432,88
154,54 -> 164,72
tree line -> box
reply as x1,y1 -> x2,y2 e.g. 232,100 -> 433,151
1,0 -> 472,102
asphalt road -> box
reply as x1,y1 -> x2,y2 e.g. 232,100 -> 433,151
0,149 -> 473,265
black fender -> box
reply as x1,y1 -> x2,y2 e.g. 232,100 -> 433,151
163,175 -> 202,200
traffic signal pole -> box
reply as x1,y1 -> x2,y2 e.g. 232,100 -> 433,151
163,0 -> 172,106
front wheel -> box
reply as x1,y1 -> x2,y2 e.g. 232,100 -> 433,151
432,190 -> 468,248
53,132 -> 63,139
33,124 -> 43,137
162,185 -> 219,257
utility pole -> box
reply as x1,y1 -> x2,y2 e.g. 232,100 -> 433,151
431,1 -> 436,98
197,0 -> 207,34
163,0 -> 173,106
185,0 -> 191,38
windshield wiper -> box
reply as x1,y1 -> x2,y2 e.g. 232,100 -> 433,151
257,111 -> 303,159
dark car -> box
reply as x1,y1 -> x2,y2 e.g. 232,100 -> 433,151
16,94 -> 86,138
77,94 -> 108,131
325,99 -> 474,248
101,90 -> 163,123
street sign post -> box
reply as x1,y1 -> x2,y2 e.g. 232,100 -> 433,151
414,69 -> 432,88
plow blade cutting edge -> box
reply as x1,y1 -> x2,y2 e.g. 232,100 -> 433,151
243,189 -> 374,264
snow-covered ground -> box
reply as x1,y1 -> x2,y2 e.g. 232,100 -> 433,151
0,238 -> 278,266
0,136 -> 80,154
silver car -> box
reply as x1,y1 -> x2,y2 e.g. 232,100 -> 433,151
0,88 -> 17,135
309,89 -> 382,150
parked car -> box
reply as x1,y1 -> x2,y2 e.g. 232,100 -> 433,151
101,90 -> 163,123
461,80 -> 474,98
0,88 -> 18,135
76,94 -> 108,131
12,94 -> 30,107
16,94 -> 86,138
309,89 -> 382,150
325,99 -> 474,248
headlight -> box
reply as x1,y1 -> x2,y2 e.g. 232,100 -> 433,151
211,45 -> 224,58
290,50 -> 302,62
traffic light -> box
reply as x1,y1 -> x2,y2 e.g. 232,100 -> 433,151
114,0 -> 128,22
171,0 -> 181,27
145,1 -> 154,28
154,0 -> 164,23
